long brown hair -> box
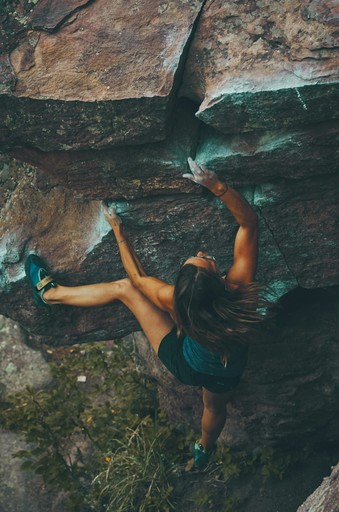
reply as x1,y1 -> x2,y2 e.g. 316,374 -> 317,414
173,264 -> 269,357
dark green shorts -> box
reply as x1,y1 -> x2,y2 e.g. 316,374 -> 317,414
157,328 -> 246,394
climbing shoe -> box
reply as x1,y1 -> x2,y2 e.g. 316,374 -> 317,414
192,441 -> 214,469
25,254 -> 57,307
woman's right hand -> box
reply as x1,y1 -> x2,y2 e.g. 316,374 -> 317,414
183,157 -> 220,191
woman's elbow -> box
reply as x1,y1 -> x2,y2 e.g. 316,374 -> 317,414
244,212 -> 258,229
129,273 -> 143,289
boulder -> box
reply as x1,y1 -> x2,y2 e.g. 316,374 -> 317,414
297,462 -> 339,512
0,152 -> 297,344
10,114 -> 339,199
1,145 -> 339,342
0,315 -> 51,401
195,122 -> 339,184
0,0 -> 338,459
0,315 -> 64,512
181,0 -> 339,133
0,0 -> 204,150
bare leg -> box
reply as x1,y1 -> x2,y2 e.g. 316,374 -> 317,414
44,279 -> 174,354
200,388 -> 233,451
44,281 -> 126,307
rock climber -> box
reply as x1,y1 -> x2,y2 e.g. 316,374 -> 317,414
25,157 -> 262,468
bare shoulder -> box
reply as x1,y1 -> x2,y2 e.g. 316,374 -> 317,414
223,274 -> 241,292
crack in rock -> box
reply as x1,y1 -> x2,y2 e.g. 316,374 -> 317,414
29,0 -> 96,32
254,186 -> 300,288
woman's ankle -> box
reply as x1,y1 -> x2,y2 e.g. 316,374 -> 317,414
43,285 -> 60,304
198,438 -> 212,453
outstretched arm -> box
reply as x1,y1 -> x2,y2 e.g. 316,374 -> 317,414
103,204 -> 174,313
184,158 -> 258,287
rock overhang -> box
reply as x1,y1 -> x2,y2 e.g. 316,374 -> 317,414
181,0 -> 339,133
8,98 -> 201,197
0,0 -> 205,150
0,0 -> 339,344
195,81 -> 339,134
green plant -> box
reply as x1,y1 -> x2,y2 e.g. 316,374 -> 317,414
194,488 -> 214,509
0,338 -> 314,511
193,487 -> 238,512
214,445 -> 241,482
91,417 -> 175,512
0,340 -> 188,511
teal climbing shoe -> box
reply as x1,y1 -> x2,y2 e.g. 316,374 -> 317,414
192,441 -> 214,469
25,254 -> 57,307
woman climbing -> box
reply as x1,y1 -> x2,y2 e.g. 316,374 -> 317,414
25,158 -> 260,468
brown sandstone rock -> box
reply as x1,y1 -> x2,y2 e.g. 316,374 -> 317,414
29,0 -> 92,32
0,157 -> 111,279
0,0 -> 204,150
254,176 -> 339,288
297,462 -> 339,512
181,0 -> 339,133
11,116 -> 339,199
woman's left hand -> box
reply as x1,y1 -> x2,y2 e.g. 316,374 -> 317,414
183,157 -> 219,190
102,202 -> 122,227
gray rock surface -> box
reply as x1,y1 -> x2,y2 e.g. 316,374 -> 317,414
297,463 -> 339,512
0,315 -> 51,399
0,315 -> 64,512
0,432 -> 66,512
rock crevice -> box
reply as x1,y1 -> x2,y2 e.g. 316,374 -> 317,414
255,199 -> 300,288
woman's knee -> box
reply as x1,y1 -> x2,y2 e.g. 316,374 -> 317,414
203,389 -> 230,415
204,402 -> 227,416
115,278 -> 142,303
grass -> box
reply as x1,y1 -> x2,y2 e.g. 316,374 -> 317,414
0,338 -> 314,512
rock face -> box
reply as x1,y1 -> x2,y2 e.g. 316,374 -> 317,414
181,0 -> 339,133
0,0 -> 204,149
0,315 -> 64,512
0,315 -> 51,399
8,99 -> 201,199
297,463 -> 339,512
1,0 -> 339,460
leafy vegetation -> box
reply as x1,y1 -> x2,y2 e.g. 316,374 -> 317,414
0,340 -> 192,511
0,339 -> 313,511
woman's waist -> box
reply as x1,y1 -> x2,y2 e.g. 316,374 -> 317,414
182,336 -> 248,378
